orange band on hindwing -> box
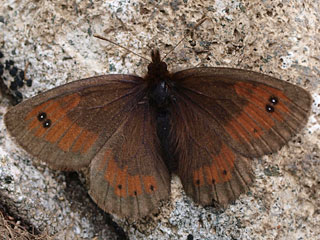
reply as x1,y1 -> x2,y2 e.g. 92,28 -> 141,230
128,175 -> 143,197
193,144 -> 235,186
143,176 -> 157,193
101,150 -> 156,197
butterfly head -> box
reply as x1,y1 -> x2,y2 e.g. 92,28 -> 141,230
145,50 -> 173,108
147,49 -> 169,79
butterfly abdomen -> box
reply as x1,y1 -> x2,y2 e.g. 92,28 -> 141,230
155,108 -> 178,172
147,80 -> 177,172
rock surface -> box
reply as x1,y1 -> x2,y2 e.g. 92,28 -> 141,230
0,0 -> 319,239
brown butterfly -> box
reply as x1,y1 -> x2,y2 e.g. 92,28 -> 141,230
4,48 -> 311,219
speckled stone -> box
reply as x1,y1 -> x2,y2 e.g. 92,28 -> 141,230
0,0 -> 319,239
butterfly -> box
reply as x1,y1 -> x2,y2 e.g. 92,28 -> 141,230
4,48 -> 311,220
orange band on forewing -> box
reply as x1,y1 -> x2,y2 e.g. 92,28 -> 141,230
227,82 -> 291,142
34,123 -> 48,137
81,131 -> 98,154
25,100 -> 53,121
230,111 -> 263,138
44,94 -> 81,124
235,82 -> 290,114
58,123 -> 83,152
271,100 -> 290,114
267,109 -> 283,122
243,103 -> 275,129
28,118 -> 40,131
225,118 -> 251,142
43,101 -> 61,121
235,82 -> 267,110
71,130 -> 89,152
251,85 -> 290,119
27,100 -> 54,131
259,85 -> 291,112
45,115 -> 73,143
245,90 -> 285,122
25,93 -> 82,145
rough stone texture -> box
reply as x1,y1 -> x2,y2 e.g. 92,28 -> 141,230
0,0 -> 319,239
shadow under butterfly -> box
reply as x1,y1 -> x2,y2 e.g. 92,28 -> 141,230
4,43 -> 311,219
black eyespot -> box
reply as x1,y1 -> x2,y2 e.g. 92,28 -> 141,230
196,179 -> 200,185
223,170 -> 227,175
43,119 -> 52,128
212,179 -> 215,184
118,184 -> 122,190
269,96 -> 278,105
37,112 -> 47,121
150,185 -> 154,191
266,104 -> 274,113
134,191 -> 137,196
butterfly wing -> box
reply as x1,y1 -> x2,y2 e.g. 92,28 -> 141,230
4,75 -> 146,170
169,96 -> 254,206
5,74 -> 170,218
169,67 -> 311,206
171,68 -> 311,158
89,102 -> 170,218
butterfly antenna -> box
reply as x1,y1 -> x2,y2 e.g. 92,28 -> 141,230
162,16 -> 208,61
94,34 -> 151,62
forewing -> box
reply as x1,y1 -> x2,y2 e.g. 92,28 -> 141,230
89,102 -> 170,219
172,68 -> 311,157
170,97 -> 253,206
5,75 -> 146,170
